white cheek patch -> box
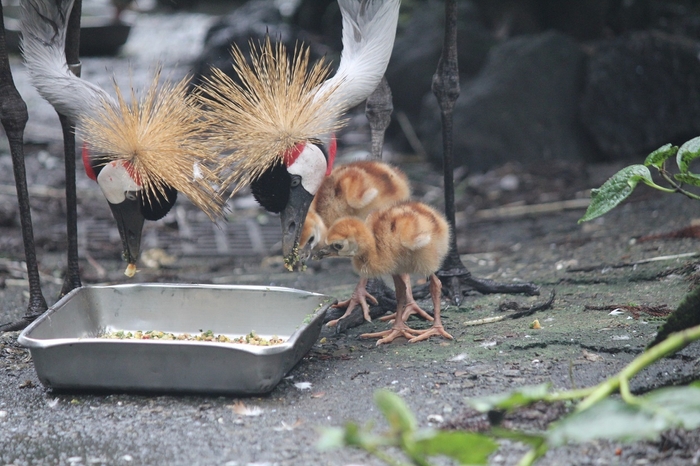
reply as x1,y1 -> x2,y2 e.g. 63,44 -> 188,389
287,144 -> 327,194
97,161 -> 141,204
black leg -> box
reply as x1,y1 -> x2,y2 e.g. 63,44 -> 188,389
0,4 -> 49,332
433,0 -> 539,303
58,0 -> 83,298
365,76 -> 393,159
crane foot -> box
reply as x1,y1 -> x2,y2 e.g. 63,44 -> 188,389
0,312 -> 43,333
436,266 -> 540,306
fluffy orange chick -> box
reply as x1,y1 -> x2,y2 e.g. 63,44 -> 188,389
317,201 -> 453,344
299,160 -> 410,254
299,161 -> 414,327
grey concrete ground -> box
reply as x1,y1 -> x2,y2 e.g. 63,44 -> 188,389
2,180 -> 700,466
2,4 -> 700,466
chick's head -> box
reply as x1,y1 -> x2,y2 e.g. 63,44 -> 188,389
314,217 -> 367,259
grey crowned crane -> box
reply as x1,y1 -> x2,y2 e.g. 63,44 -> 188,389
0,0 -> 223,331
196,0 -> 401,269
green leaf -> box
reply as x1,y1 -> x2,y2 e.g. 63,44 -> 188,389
547,398 -> 671,446
316,427 -> 347,451
677,136 -> 700,173
644,385 -> 700,428
674,172 -> 700,187
644,143 -> 678,168
468,384 -> 551,412
578,165 -> 653,223
414,430 -> 498,465
548,387 -> 700,447
374,389 -> 417,434
345,422 -> 392,449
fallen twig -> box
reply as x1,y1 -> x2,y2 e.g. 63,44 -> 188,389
638,224 -> 700,242
473,198 -> 591,221
463,289 -> 556,327
568,252 -> 699,273
584,303 -> 673,320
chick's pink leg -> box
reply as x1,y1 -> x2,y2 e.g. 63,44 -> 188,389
361,275 -> 420,345
380,274 -> 435,323
409,274 -> 453,343
327,277 -> 378,327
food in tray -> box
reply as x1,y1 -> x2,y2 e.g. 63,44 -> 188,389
101,329 -> 285,346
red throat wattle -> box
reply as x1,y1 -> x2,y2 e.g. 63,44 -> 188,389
283,142 -> 306,167
122,160 -> 142,186
83,143 -> 142,186
82,143 -> 97,181
326,136 -> 337,176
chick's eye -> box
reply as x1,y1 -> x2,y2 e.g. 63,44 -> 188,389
125,191 -> 137,201
290,175 -> 301,188
332,243 -> 343,251
308,235 -> 315,245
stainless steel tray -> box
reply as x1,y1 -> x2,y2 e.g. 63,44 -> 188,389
18,284 -> 332,395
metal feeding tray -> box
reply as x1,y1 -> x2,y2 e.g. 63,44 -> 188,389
18,284 -> 332,395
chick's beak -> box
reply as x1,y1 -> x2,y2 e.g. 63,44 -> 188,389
312,245 -> 334,261
108,194 -> 145,266
299,240 -> 314,262
280,184 -> 314,261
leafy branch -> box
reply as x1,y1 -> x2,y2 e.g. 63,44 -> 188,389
318,323 -> 700,465
579,138 -> 700,223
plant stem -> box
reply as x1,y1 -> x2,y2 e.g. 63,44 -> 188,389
369,446 -> 412,466
517,448 -> 539,466
577,324 -> 700,412
618,376 -> 637,406
517,440 -> 549,466
544,387 -> 596,402
659,169 -> 700,200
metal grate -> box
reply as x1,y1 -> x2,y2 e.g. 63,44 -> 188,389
78,212 -> 283,259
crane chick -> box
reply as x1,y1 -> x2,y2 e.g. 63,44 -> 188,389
316,201 -> 453,344
299,161 -> 423,327
300,160 -> 411,253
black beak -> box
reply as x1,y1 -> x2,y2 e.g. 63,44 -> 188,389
108,195 -> 145,266
280,185 -> 314,262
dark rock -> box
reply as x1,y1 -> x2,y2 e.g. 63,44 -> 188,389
191,0 -> 333,90
385,0 -> 494,122
471,0 -> 653,40
420,31 -> 594,172
580,31 -> 700,159
291,0 -> 341,49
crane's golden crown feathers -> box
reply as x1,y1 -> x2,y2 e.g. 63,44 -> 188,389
196,37 -> 346,195
79,69 -> 223,220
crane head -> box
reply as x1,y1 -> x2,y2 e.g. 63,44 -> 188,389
94,160 -> 177,271
251,141 -> 335,264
